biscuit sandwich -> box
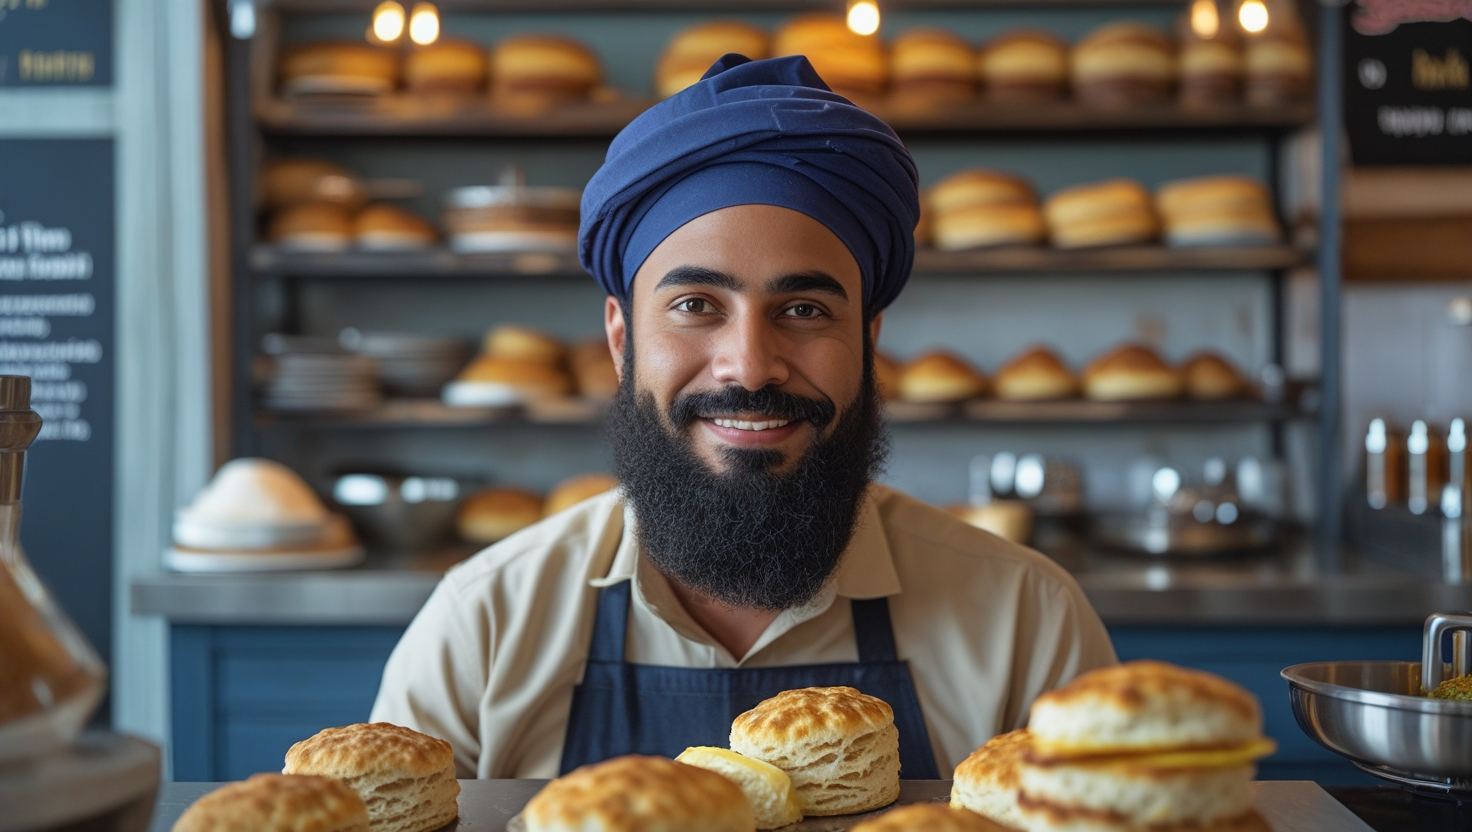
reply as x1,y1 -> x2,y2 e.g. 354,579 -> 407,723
676,746 -> 803,830
173,773 -> 369,832
523,755 -> 756,832
730,686 -> 901,816
283,722 -> 459,832
1017,661 -> 1276,832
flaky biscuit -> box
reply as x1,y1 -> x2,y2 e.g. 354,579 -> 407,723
852,804 -> 1011,831
899,352 -> 989,403
1020,760 -> 1256,831
993,347 -> 1078,401
731,687 -> 901,816
524,755 -> 755,832
172,773 -> 369,832
284,723 -> 459,832
676,747 -> 802,830
951,729 -> 1030,830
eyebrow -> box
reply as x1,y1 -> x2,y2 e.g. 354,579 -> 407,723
654,266 -> 849,301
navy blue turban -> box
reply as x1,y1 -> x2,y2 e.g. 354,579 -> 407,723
578,54 -> 920,313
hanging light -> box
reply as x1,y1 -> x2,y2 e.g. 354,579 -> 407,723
409,2 -> 440,46
1238,0 -> 1269,34
1189,0 -> 1220,39
846,0 -> 880,37
370,1 -> 405,43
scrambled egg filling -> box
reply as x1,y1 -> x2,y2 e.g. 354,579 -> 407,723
1428,675 -> 1472,701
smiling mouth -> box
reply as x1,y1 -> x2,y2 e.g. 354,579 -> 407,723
708,417 -> 794,432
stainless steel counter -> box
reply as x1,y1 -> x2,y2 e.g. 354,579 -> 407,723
130,543 -> 1472,626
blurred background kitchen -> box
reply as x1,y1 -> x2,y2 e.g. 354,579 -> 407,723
3,0 -> 1471,792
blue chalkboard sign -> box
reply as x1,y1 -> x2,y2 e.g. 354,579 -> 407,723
0,139 -> 115,691
0,0 -> 112,87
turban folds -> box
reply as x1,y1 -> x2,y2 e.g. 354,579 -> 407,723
579,54 -> 920,313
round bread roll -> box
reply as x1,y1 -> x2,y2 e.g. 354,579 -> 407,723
569,338 -> 620,400
979,31 -> 1068,101
454,357 -> 573,400
890,28 -> 975,101
456,487 -> 545,544
261,159 -> 367,211
852,804 -> 1009,831
929,169 -> 1036,216
773,14 -> 888,98
993,346 -> 1078,401
1178,39 -> 1243,106
874,351 -> 903,402
899,352 -> 989,403
544,473 -> 618,517
484,325 -> 566,366
283,723 -> 459,832
1028,660 -> 1263,759
1155,175 -> 1269,219
656,21 -> 770,99
951,729 -> 1031,830
947,500 -> 1034,544
730,686 -> 900,817
268,201 -> 355,252
1182,352 -> 1246,400
1244,31 -> 1311,105
1050,212 -> 1159,249
491,36 -> 602,107
1044,179 -> 1159,248
676,746 -> 803,830
524,755 -> 756,832
1083,344 -> 1183,401
279,42 -> 397,96
353,204 -> 438,250
171,773 -> 369,832
933,203 -> 1046,250
1071,22 -> 1176,105
405,40 -> 488,93
1017,760 -> 1268,832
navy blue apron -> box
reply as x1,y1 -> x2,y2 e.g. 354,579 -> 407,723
559,580 -> 940,778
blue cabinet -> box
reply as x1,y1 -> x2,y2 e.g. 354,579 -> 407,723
169,623 -> 1421,783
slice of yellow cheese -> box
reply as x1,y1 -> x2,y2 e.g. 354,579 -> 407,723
1035,737 -> 1278,770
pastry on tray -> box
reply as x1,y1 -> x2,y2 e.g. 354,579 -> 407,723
993,346 -> 1078,402
1082,344 -> 1184,401
523,755 -> 755,832
171,774 -> 368,832
284,723 -> 460,832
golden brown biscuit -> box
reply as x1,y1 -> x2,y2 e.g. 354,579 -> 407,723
172,773 -> 369,832
1182,352 -> 1247,400
934,204 -> 1046,250
1071,22 -> 1176,105
280,42 -> 398,96
730,686 -> 900,816
284,723 -> 459,832
951,729 -> 1031,830
524,755 -> 756,832
1156,175 -> 1269,218
544,473 -> 618,517
993,346 -> 1078,401
1082,344 -> 1184,401
353,204 -> 438,250
453,357 -> 573,400
491,36 -> 602,107
853,804 -> 1011,831
261,159 -> 368,211
980,31 -> 1068,101
1044,179 -> 1159,249
929,170 -> 1036,216
675,747 -> 802,830
456,488 -> 545,544
1156,175 -> 1278,246
483,325 -> 566,366
268,202 -> 355,251
405,39 -> 488,93
773,14 -> 887,98
890,28 -> 975,102
656,21 -> 770,99
899,352 -> 989,403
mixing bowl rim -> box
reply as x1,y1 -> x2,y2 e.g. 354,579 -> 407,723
1282,660 -> 1472,714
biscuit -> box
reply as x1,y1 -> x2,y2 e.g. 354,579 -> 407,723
284,723 -> 459,832
172,773 -> 369,832
951,729 -> 1030,830
676,746 -> 802,830
852,804 -> 1011,831
730,686 -> 901,816
899,352 -> 989,404
523,755 -> 755,832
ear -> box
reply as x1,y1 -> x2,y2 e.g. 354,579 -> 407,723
605,295 -> 628,383
868,311 -> 883,346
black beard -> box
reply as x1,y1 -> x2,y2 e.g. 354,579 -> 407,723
606,348 -> 888,611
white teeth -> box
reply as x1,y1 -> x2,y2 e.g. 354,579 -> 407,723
712,418 -> 792,431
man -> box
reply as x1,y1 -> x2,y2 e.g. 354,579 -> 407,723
371,55 -> 1115,779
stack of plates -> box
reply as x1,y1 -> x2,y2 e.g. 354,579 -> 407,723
339,329 -> 473,397
264,351 -> 382,411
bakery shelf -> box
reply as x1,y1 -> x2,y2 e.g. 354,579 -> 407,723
255,94 -> 1312,138
254,397 -> 1304,430
274,0 -> 1197,10
253,244 -> 1305,279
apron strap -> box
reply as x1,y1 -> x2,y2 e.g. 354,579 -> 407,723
587,579 -> 632,662
850,597 -> 899,663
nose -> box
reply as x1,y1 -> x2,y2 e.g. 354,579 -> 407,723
708,308 -> 790,391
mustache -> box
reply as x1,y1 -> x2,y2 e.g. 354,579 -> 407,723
668,385 -> 837,432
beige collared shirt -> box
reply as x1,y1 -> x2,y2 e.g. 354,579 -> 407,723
370,484 -> 1116,779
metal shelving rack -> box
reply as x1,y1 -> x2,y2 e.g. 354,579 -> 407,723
223,0 -> 1343,554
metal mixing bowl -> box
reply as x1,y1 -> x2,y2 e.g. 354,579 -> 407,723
1282,660 -> 1472,791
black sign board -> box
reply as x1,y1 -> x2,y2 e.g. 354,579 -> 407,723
0,0 -> 112,87
1344,6 -> 1472,165
0,139 -> 115,683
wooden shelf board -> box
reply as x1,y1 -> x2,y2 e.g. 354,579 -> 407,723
913,245 -> 1306,273
250,246 -> 586,278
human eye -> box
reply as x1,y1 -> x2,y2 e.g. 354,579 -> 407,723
675,297 -> 714,314
782,302 -> 828,319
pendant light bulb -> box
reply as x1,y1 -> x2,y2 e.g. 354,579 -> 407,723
371,1 -> 405,43
1190,0 -> 1220,39
409,2 -> 440,46
1238,0 -> 1269,34
846,0 -> 880,37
